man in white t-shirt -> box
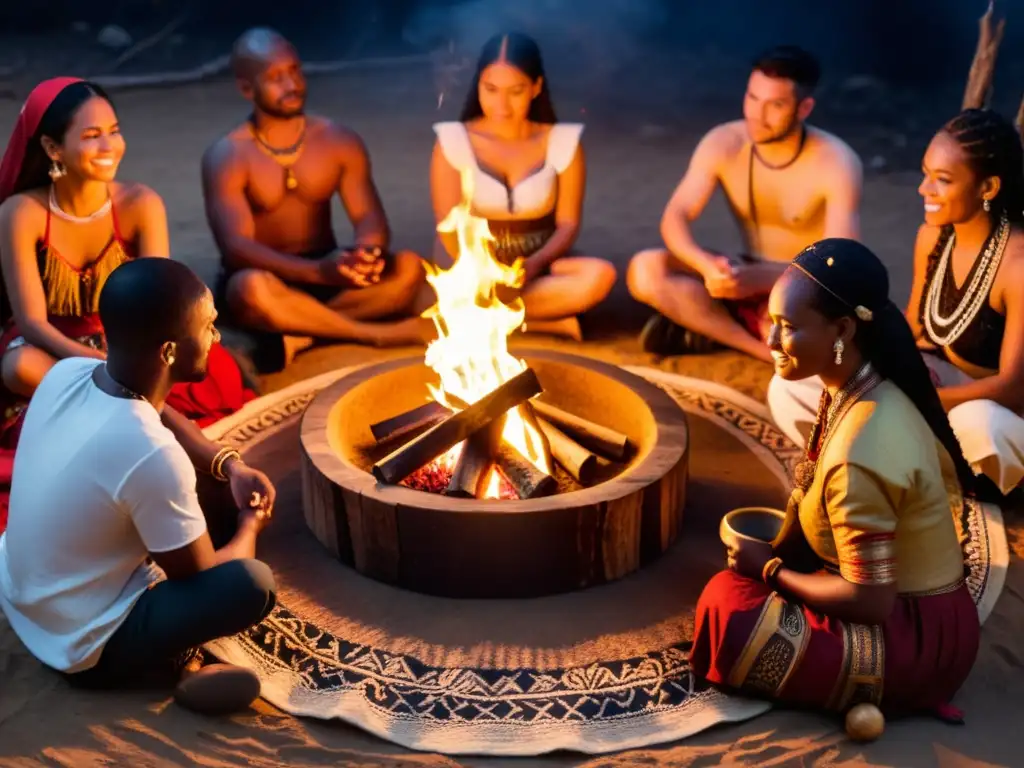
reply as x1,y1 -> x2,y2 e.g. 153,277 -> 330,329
0,257 -> 278,715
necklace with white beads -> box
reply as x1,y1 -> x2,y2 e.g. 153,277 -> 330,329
48,185 -> 112,224
923,213 -> 1009,348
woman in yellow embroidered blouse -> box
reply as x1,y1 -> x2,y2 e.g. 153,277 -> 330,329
691,238 -> 980,721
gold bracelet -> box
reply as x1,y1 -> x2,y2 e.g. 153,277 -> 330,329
211,446 -> 241,482
762,556 -> 784,586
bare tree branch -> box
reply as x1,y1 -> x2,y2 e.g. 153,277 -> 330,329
962,0 -> 1006,110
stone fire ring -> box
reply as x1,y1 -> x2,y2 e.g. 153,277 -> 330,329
299,348 -> 689,598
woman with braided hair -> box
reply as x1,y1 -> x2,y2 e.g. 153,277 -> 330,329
769,108 -> 1024,496
693,238 -> 979,720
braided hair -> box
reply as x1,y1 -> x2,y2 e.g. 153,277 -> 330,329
942,108 -> 1024,224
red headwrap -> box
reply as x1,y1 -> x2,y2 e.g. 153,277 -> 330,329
0,77 -> 83,204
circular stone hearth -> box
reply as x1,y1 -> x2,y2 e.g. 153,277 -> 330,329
298,349 -> 689,598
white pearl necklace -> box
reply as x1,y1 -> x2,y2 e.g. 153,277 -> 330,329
48,185 -> 112,224
922,214 -> 1009,348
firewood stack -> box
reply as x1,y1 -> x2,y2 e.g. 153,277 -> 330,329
368,367 -> 632,500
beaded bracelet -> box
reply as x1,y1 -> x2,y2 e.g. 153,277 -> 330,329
762,556 -> 784,587
211,446 -> 242,482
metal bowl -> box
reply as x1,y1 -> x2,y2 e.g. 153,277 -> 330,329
719,507 -> 786,550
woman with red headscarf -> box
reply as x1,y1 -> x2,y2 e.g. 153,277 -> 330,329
0,78 -> 256,531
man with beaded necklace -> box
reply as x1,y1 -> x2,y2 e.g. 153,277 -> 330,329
0,258 -> 277,715
626,46 -> 863,361
201,27 -> 433,373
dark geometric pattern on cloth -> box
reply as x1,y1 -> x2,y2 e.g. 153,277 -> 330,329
236,607 -> 708,724
202,368 -> 1001,754
663,384 -> 804,477
961,497 -> 992,606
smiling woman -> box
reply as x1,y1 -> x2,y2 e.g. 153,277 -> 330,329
693,238 -> 980,724
769,108 -> 1024,496
0,77 -> 255,533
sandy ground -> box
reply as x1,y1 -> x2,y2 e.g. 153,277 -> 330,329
0,63 -> 1022,766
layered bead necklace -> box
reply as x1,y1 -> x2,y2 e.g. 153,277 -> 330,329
922,212 -> 1010,348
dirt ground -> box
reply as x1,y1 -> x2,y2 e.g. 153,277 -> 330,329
0,61 -> 1019,767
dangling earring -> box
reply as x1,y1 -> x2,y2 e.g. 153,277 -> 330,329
983,198 -> 991,213
833,338 -> 844,365
48,159 -> 65,181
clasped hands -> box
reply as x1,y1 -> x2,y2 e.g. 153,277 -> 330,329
318,245 -> 386,288
701,255 -> 771,301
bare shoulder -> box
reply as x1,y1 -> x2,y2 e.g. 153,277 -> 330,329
318,117 -> 369,157
808,126 -> 862,179
201,127 -> 249,175
0,191 -> 46,231
113,181 -> 165,213
699,120 -> 746,160
913,223 -> 942,255
998,226 -> 1024,283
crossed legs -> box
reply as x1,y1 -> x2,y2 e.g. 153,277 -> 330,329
223,249 -> 433,349
626,248 -> 772,362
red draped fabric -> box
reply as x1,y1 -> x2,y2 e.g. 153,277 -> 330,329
690,569 -> 979,719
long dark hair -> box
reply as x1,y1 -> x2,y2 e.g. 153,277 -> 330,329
942,108 -> 1024,225
793,238 -> 976,495
459,32 -> 557,124
14,80 -> 115,196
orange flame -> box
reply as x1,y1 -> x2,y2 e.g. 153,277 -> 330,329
420,168 -> 550,496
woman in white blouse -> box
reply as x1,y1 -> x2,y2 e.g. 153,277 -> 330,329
429,32 -> 616,340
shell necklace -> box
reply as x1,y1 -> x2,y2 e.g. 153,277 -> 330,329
923,212 -> 1009,348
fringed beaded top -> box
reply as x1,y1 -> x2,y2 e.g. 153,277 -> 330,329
37,200 -> 131,318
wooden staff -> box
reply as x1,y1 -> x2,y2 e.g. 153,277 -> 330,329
962,0 -> 1006,110
372,368 -> 542,484
530,400 -> 630,461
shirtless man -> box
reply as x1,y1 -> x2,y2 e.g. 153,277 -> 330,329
202,28 -> 430,371
626,46 -> 863,362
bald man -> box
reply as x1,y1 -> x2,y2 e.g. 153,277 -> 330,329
201,28 -> 431,372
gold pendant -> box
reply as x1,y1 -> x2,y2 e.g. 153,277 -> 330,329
285,167 -> 298,190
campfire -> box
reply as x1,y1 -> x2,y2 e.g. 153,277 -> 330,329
367,170 -> 630,500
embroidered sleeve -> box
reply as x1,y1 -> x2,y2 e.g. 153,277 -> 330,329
823,463 -> 898,586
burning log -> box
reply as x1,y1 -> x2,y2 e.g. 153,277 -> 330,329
494,442 -> 556,499
962,0 -> 1006,110
531,400 -> 630,461
372,367 -> 542,485
370,401 -> 450,443
536,416 -> 597,485
446,415 -> 505,498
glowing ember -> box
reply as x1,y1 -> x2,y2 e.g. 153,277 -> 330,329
417,167 -> 550,498
402,459 -> 517,499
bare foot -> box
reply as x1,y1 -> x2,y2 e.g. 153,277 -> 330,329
374,317 -> 437,347
174,660 -> 261,715
521,317 -> 583,341
282,334 -> 315,366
